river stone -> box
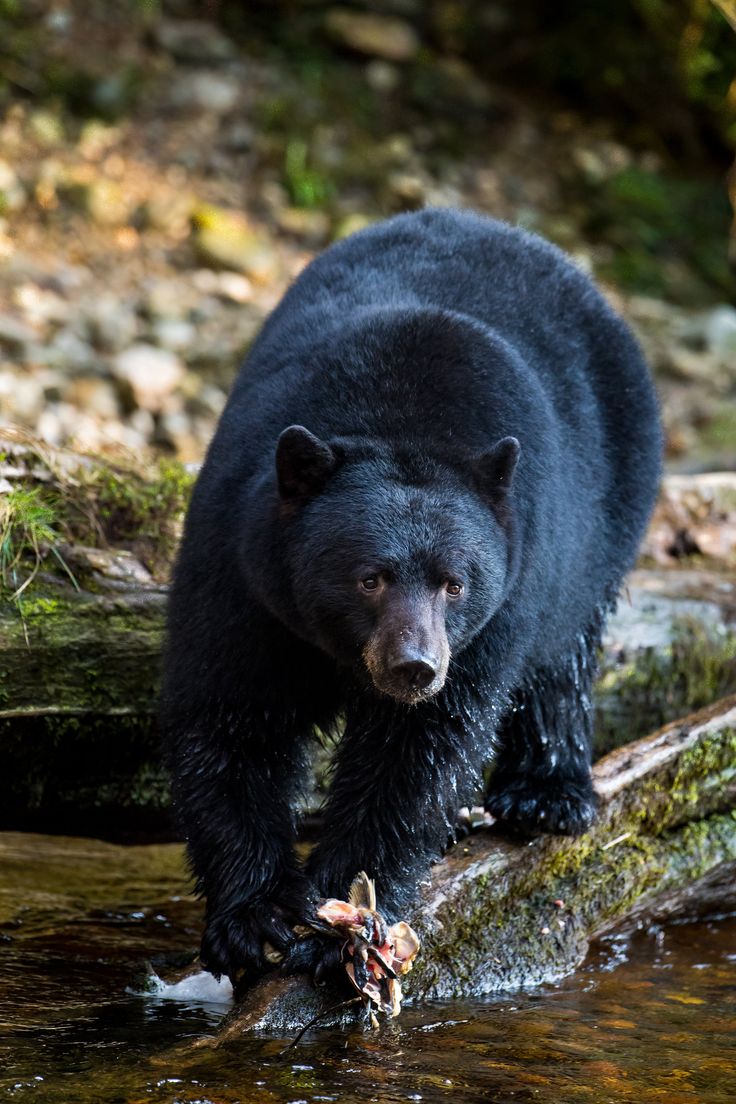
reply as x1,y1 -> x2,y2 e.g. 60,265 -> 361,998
112,344 -> 185,411
325,8 -> 420,61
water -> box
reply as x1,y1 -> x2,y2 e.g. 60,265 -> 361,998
1,834 -> 734,1103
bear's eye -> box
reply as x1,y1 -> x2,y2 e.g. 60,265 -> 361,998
360,575 -> 380,592
445,580 -> 464,597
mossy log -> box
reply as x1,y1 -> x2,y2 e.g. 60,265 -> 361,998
216,694 -> 736,1037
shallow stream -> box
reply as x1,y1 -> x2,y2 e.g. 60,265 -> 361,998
1,833 -> 734,1103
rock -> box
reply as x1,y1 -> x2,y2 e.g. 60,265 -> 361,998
704,306 -> 736,360
43,329 -> 97,372
187,383 -> 227,418
365,59 -> 400,93
64,377 -> 121,420
276,206 -> 330,244
28,109 -> 65,147
157,409 -> 198,455
153,19 -> 236,64
0,372 -> 44,422
0,160 -> 26,213
169,71 -> 242,114
325,8 -> 420,62
112,344 -> 185,412
333,212 -> 375,239
144,279 -> 191,321
220,122 -> 255,152
143,188 -> 196,236
152,318 -> 196,352
0,313 -> 36,354
12,283 -> 70,329
83,297 -> 139,352
214,272 -> 253,304
192,205 -> 279,283
62,176 -> 133,227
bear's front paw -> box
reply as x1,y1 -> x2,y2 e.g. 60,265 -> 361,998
282,932 -> 347,987
485,773 -> 598,838
200,899 -> 297,984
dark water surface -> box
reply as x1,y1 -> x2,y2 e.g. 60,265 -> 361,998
0,835 -> 734,1104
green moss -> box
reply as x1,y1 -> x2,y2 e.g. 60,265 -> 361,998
595,617 -> 736,756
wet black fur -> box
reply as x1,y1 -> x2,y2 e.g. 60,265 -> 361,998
161,208 -> 662,981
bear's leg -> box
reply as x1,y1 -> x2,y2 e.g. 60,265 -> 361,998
305,686 -> 500,919
162,613 -> 337,984
485,643 -> 599,837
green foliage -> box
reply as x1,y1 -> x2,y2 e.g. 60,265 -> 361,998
284,138 -> 335,208
0,487 -> 59,598
584,166 -> 735,300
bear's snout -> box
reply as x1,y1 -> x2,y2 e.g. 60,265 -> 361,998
362,593 -> 450,704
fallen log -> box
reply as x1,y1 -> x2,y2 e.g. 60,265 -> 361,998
215,693 -> 736,1037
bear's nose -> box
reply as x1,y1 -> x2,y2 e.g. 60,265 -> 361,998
390,658 -> 437,691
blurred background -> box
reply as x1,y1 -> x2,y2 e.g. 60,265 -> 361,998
0,0 -> 735,471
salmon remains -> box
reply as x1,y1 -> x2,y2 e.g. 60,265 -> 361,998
312,872 -> 420,1019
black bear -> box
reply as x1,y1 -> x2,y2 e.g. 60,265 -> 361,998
162,208 -> 662,983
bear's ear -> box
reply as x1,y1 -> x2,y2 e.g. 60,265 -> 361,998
472,436 -> 520,498
276,425 -> 340,500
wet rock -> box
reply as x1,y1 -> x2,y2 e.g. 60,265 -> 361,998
192,205 -> 279,282
112,344 -> 185,412
153,19 -> 236,64
169,71 -> 242,114
325,8 -> 420,61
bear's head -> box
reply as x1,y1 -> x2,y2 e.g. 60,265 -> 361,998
271,425 -> 520,704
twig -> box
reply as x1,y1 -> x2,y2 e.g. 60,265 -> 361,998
280,995 -> 365,1053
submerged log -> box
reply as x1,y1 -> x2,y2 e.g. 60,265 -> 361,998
215,694 -> 736,1037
